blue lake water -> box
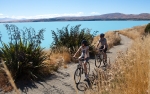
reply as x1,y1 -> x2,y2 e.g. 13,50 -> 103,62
0,21 -> 150,49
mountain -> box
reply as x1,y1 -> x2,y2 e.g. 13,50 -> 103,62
1,13 -> 150,23
0,18 -> 16,21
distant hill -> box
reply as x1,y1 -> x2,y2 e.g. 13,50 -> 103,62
0,18 -> 16,21
1,13 -> 150,23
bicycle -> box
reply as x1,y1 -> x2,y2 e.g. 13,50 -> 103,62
74,57 -> 90,84
95,49 -> 107,68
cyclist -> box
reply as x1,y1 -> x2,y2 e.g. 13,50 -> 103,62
73,40 -> 89,80
96,33 -> 108,66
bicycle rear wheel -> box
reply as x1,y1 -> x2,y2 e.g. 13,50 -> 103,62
74,68 -> 81,84
95,54 -> 102,68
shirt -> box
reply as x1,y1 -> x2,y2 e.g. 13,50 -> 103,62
99,38 -> 108,48
80,46 -> 89,58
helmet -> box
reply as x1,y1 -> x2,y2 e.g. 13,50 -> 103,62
100,33 -> 105,37
81,40 -> 87,46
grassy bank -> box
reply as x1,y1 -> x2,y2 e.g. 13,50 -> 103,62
119,25 -> 146,39
86,27 -> 150,94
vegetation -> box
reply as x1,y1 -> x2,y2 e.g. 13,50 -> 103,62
0,24 -> 50,81
109,37 -> 149,94
48,46 -> 71,68
86,25 -> 149,94
51,24 -> 98,54
119,25 -> 146,39
145,23 -> 150,34
1,23 -> 148,93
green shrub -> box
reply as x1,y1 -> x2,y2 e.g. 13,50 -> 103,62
51,24 -> 98,54
0,24 -> 47,81
145,23 -> 150,34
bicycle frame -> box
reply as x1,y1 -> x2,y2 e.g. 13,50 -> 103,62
98,49 -> 104,59
77,58 -> 87,74
74,57 -> 90,84
95,49 -> 106,68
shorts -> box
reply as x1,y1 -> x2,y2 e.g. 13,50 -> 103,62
100,46 -> 107,53
78,56 -> 89,63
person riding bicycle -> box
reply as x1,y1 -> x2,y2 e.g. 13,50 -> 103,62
73,40 -> 89,80
96,33 -> 108,66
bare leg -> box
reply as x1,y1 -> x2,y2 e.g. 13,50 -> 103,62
84,62 -> 89,80
84,63 -> 87,75
103,53 -> 107,65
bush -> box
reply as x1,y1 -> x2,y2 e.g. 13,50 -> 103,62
51,24 -> 98,55
0,24 -> 47,81
145,23 -> 150,34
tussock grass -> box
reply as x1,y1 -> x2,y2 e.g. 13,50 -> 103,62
45,46 -> 71,69
119,25 -> 146,39
86,35 -> 150,94
109,36 -> 149,94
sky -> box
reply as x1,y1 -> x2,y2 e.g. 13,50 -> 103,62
0,0 -> 150,19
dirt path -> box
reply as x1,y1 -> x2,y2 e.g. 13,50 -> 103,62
4,34 -> 132,94
107,34 -> 133,63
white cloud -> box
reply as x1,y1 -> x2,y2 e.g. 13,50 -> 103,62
0,13 -> 3,16
0,12 -> 84,19
91,12 -> 100,15
32,12 -> 84,19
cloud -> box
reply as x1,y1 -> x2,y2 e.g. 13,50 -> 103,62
32,12 -> 84,19
0,13 -> 3,16
91,12 -> 100,15
1,12 -> 84,19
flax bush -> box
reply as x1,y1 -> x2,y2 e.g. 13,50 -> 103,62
0,24 -> 47,81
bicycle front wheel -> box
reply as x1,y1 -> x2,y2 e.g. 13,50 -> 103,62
95,55 -> 102,68
74,68 -> 81,84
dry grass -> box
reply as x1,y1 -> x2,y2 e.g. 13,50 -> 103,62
0,71 -> 13,92
49,52 -> 71,68
1,61 -> 20,94
44,46 -> 71,69
119,25 -> 146,40
92,31 -> 121,49
86,35 -> 150,94
0,61 -> 20,94
110,36 -> 149,94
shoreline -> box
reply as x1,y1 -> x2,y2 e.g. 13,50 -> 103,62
1,19 -> 150,23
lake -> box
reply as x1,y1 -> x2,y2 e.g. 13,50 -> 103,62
0,21 -> 150,49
